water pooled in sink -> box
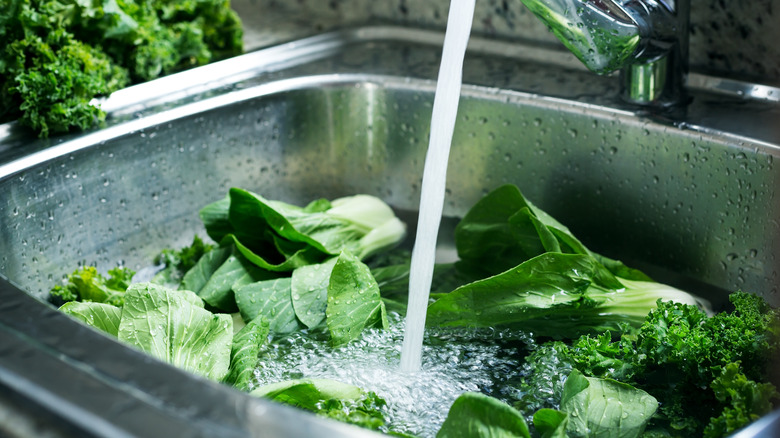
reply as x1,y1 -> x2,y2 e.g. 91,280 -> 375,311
400,0 -> 476,373
255,314 -> 530,437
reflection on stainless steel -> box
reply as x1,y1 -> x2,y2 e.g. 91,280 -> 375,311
519,0 -> 688,105
0,26 -> 778,437
688,73 -> 780,102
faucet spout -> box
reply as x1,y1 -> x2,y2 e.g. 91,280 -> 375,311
520,0 -> 689,106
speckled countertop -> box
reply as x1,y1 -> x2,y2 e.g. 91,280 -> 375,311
232,0 -> 780,86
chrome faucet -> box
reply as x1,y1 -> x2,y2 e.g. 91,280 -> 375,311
520,0 -> 689,107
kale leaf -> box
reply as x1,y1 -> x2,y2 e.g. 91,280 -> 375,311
151,234 -> 214,288
0,0 -> 243,137
516,291 -> 780,437
3,27 -> 129,137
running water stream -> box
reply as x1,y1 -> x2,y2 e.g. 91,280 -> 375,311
250,5 -> 523,434
400,0 -> 477,373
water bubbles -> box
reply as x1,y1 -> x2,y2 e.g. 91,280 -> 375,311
254,315 -> 529,437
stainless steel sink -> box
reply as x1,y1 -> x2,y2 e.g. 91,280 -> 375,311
1,26 -> 778,437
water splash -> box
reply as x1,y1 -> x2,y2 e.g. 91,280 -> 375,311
254,314 -> 531,437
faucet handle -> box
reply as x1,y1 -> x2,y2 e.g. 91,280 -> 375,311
520,0 -> 645,74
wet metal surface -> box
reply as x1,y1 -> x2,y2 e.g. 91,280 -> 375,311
0,26 -> 778,436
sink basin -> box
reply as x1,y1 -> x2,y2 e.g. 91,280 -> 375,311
1,26 -> 778,437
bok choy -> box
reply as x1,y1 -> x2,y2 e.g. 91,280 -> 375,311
426,184 -> 708,338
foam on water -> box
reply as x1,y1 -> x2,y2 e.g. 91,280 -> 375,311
401,0 -> 477,373
254,314 -> 531,437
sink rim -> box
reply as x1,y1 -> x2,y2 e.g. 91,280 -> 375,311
2,72 -> 778,183
1,25 -> 779,160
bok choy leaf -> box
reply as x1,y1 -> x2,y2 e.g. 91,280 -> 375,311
199,188 -> 405,272
117,283 -> 233,381
427,184 -> 706,338
437,392 -> 531,438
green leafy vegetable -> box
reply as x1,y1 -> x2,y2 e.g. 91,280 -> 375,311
48,185 -> 778,438
2,28 -> 129,137
59,301 -> 122,336
437,392 -> 530,438
56,277 -> 273,386
517,291 -> 780,437
50,266 -> 135,306
454,184 -> 649,282
250,378 -> 390,432
117,282 -> 233,381
234,277 -> 301,334
427,185 -> 706,339
180,245 -> 233,293
1,0 -> 243,137
291,257 -> 338,329
532,409 -> 568,438
194,249 -> 274,312
704,362 -> 779,438
427,252 -> 695,339
326,251 -> 388,347
200,189 -> 406,272
152,234 -> 213,288
223,315 -> 270,391
514,341 -> 574,415
203,190 -> 403,344
557,370 -> 657,438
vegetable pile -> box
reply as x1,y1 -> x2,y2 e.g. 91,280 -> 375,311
0,0 -> 243,137
51,185 -> 779,438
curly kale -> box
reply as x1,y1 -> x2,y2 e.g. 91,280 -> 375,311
151,234 -> 214,287
516,291 -> 780,437
5,29 -> 130,137
154,234 -> 213,273
704,362 -> 778,438
0,0 -> 243,137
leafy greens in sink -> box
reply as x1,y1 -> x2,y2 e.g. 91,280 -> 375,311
51,185 -> 779,438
